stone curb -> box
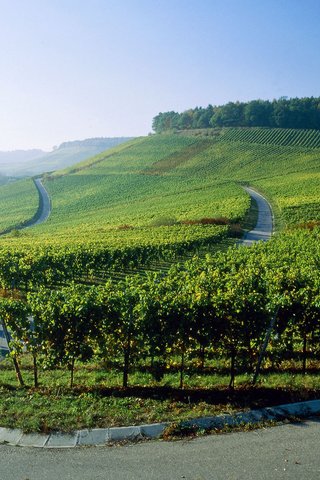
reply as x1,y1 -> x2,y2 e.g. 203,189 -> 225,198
0,399 -> 319,448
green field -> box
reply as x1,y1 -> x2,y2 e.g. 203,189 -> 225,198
0,178 -> 39,233
41,135 -> 247,235
0,127 -> 319,277
0,127 -> 319,434
0,126 -> 318,298
0,127 -> 319,251
219,126 -> 320,148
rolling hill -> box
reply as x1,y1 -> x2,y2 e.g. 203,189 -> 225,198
0,127 -> 319,255
0,128 -> 319,429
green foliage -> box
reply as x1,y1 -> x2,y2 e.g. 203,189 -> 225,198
0,178 -> 39,233
0,129 -> 319,278
0,224 -> 228,290
1,227 -> 318,391
220,127 -> 320,148
150,216 -> 177,227
0,298 -> 31,354
153,97 -> 320,133
27,284 -> 108,387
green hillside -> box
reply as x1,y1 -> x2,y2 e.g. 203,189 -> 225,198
0,126 -> 319,424
0,127 -> 319,255
41,128 -> 320,234
219,127 -> 320,148
41,136 -> 247,234
0,178 -> 39,233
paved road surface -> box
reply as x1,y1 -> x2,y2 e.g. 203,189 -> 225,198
0,418 -> 319,480
32,178 -> 51,225
242,187 -> 273,246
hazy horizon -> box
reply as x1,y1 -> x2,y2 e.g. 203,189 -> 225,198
1,0 -> 319,151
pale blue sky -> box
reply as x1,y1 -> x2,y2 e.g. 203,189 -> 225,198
0,0 -> 319,150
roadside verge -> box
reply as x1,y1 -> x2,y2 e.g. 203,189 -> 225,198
0,399 -> 319,448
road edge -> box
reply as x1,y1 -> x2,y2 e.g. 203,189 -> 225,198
0,399 -> 319,448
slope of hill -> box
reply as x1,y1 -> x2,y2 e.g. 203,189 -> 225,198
219,127 -> 320,148
37,135 -> 248,240
0,128 -> 319,254
0,178 -> 39,232
40,129 -> 320,234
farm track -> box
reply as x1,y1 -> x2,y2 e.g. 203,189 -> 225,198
30,178 -> 51,226
241,187 -> 273,245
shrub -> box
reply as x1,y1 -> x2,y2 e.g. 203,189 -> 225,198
117,224 -> 134,230
181,217 -> 230,226
150,217 -> 177,227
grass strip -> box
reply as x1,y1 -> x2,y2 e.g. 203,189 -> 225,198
1,358 -> 320,434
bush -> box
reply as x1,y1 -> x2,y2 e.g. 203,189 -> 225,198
181,217 -> 230,226
117,224 -> 134,230
150,217 -> 177,227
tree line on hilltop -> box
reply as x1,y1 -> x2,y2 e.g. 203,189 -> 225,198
152,97 -> 320,133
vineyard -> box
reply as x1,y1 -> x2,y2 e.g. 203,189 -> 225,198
0,128 -> 319,242
0,127 -> 319,432
219,127 -> 320,148
0,227 -> 319,432
0,128 -> 319,284
0,128 -> 318,290
0,178 -> 39,233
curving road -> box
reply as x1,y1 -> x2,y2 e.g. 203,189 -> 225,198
31,178 -> 51,226
0,418 -> 319,479
241,186 -> 273,246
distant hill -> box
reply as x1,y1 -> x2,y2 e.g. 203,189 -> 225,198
0,137 -> 133,176
0,149 -> 46,176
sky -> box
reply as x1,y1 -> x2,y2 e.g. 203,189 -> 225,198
0,0 -> 319,151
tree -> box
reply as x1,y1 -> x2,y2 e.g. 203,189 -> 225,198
244,100 -> 272,127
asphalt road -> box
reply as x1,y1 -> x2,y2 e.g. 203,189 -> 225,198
32,178 -> 51,225
242,187 -> 273,245
1,418 -> 319,480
